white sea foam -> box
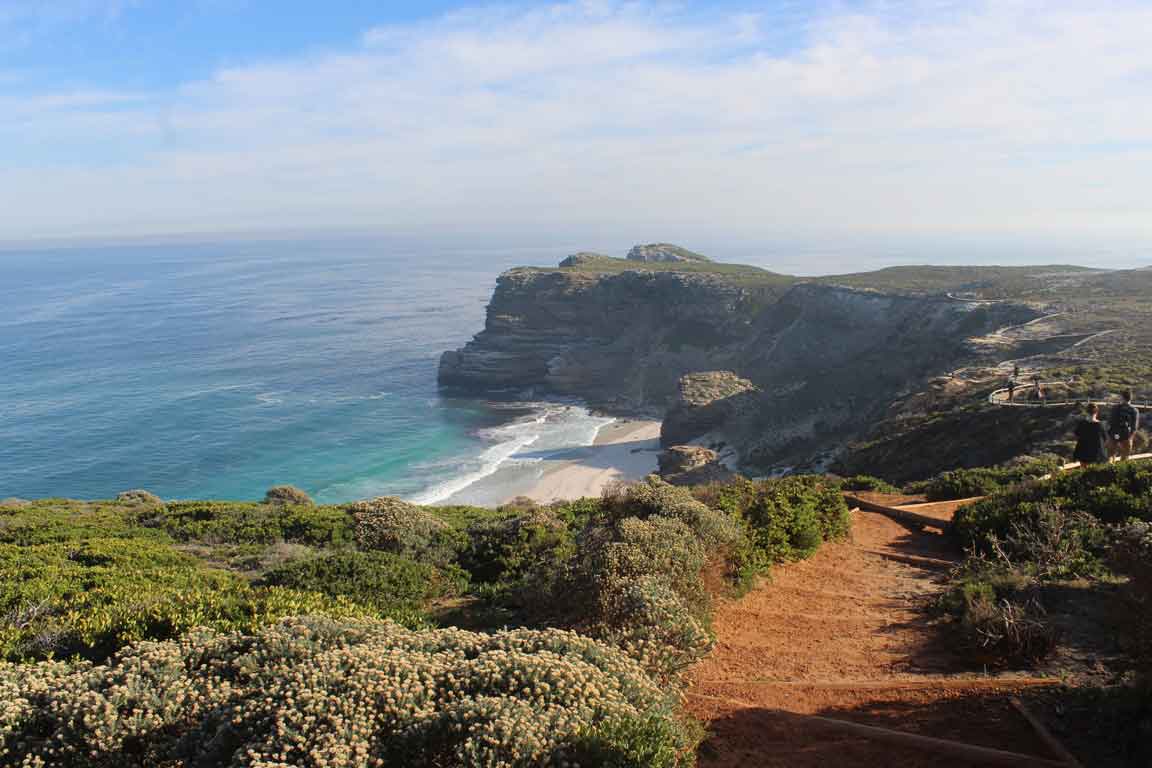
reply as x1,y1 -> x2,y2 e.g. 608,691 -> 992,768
406,404 -> 615,506
255,391 -> 285,405
408,432 -> 541,505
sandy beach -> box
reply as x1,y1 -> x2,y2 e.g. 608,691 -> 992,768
513,419 -> 663,504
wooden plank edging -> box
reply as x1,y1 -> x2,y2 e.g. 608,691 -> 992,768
687,691 -> 1070,767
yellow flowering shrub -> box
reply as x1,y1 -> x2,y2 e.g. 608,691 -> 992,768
0,616 -> 693,767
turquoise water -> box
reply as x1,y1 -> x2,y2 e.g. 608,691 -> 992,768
0,239 -> 601,503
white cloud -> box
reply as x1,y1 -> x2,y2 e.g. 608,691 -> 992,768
2,0 -> 1152,248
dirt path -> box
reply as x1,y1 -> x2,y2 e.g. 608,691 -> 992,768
687,497 -> 1068,767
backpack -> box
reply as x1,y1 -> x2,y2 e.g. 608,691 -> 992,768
1111,403 -> 1138,440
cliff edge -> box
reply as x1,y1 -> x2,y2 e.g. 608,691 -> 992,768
439,253 -> 1043,473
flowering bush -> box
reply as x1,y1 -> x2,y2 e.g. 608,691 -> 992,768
603,477 -> 742,551
0,616 -> 694,767
588,517 -> 708,620
576,485 -> 728,682
598,576 -> 713,682
351,497 -> 465,566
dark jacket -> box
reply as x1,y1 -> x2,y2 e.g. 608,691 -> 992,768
1109,403 -> 1140,440
1073,419 -> 1109,464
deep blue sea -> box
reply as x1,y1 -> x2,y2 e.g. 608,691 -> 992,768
0,239 -> 611,504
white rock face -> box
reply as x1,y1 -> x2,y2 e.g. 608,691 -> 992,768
626,243 -> 710,263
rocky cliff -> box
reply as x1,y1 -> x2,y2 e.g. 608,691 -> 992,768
439,262 -> 1041,472
438,266 -> 787,410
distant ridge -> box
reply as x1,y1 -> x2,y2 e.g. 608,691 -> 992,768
626,243 -> 711,263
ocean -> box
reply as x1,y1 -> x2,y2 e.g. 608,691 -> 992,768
0,239 -> 614,505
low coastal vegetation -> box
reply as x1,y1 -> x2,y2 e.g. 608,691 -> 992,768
910,455 -> 1063,501
0,475 -> 850,765
937,462 -> 1152,765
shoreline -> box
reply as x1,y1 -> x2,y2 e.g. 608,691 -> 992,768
510,418 -> 663,504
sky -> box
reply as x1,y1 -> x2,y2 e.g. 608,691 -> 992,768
2,0 -> 1152,258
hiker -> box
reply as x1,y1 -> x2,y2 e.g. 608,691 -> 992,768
1013,364 -> 1020,379
1006,378 -> 1017,403
1073,403 -> 1109,465
1108,389 -> 1140,461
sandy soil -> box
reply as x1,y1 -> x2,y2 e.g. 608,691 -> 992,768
688,498 -> 1068,767
514,419 -> 661,503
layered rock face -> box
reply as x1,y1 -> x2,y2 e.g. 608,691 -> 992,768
440,267 -> 1038,470
722,285 -> 1037,465
661,372 -> 759,446
438,268 -> 774,409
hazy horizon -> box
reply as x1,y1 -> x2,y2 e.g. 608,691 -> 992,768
2,228 -> 1149,277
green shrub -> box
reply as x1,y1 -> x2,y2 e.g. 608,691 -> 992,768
839,475 -> 899,494
921,457 -> 1061,501
0,617 -> 692,767
938,558 -> 1056,663
954,463 -> 1152,553
146,500 -> 354,546
550,496 -> 606,530
350,496 -> 465,566
465,508 -> 574,581
693,476 -> 849,568
572,713 -> 699,768
263,484 -> 314,506
0,501 -> 161,545
0,538 -> 370,661
263,550 -> 464,616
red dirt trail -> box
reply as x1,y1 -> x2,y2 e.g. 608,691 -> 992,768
687,497 -> 1068,767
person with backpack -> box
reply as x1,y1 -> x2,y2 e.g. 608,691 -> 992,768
1073,402 -> 1109,465
1108,389 -> 1140,461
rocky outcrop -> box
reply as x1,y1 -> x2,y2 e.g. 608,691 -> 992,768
658,445 -> 733,486
559,252 -> 611,267
661,372 -> 759,446
440,264 -> 1040,472
627,243 -> 710,263
438,268 -> 779,409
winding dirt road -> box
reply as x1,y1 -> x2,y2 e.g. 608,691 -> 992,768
687,497 -> 1070,767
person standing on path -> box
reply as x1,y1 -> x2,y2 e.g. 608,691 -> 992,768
1007,378 -> 1017,403
1073,403 -> 1109,465
1108,390 -> 1140,461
